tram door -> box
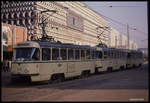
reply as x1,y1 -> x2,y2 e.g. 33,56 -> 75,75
101,50 -> 109,71
67,62 -> 75,73
67,49 -> 75,74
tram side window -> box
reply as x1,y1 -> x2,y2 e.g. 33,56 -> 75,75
60,48 -> 67,60
91,50 -> 94,59
110,51 -> 112,58
86,50 -> 91,59
52,48 -> 59,60
136,53 -> 138,58
127,53 -> 131,58
138,53 -> 140,58
116,51 -> 119,58
75,49 -> 80,60
32,48 -> 40,60
122,52 -> 124,58
98,51 -> 103,59
123,52 -> 126,58
113,51 -> 115,58
95,51 -> 102,59
107,51 -> 110,58
119,52 -> 121,58
42,48 -> 51,60
93,51 -> 97,59
119,51 -> 121,58
137,53 -> 139,58
140,53 -> 142,58
111,51 -> 113,58
115,51 -> 117,58
104,51 -> 107,58
81,50 -> 85,60
68,49 -> 74,60
125,52 -> 126,58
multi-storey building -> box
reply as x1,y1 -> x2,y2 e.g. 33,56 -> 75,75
1,1 -> 109,46
120,34 -> 128,49
129,40 -> 138,50
109,28 -> 138,50
109,27 -> 120,48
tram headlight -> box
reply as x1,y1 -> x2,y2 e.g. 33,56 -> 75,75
24,68 -> 29,73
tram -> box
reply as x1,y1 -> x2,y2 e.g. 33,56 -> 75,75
11,40 -> 143,82
126,50 -> 143,68
11,41 -> 99,82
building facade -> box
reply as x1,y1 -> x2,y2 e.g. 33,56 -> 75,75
109,27 -> 120,48
1,23 -> 27,61
1,1 -> 109,46
129,40 -> 138,50
109,28 -> 138,50
120,34 -> 128,49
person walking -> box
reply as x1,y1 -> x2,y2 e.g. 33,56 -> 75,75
3,60 -> 7,72
5,60 -> 9,72
8,60 -> 11,72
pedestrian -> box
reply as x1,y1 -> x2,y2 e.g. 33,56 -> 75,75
3,60 -> 7,72
2,62 -> 4,72
8,60 -> 11,72
5,60 -> 9,72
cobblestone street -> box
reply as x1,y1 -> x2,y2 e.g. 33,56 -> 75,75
1,63 -> 148,102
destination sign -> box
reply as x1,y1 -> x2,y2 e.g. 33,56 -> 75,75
17,43 -> 30,46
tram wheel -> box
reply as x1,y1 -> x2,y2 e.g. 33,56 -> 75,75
107,68 -> 112,73
51,74 -> 65,83
80,71 -> 90,78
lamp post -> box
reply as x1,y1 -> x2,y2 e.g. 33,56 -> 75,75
1,25 -> 3,62
127,24 -> 137,50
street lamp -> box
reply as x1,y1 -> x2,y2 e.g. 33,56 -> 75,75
127,24 -> 137,50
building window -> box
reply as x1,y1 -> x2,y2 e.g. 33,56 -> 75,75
8,13 -> 12,24
67,12 -> 83,31
73,17 -> 75,25
3,14 -> 7,23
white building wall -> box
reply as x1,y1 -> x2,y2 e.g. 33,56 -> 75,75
36,1 -> 109,46
132,42 -> 138,50
129,40 -> 133,50
120,34 -> 128,49
110,27 -> 120,48
2,1 -> 109,46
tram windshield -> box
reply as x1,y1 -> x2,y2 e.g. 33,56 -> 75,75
15,48 -> 40,61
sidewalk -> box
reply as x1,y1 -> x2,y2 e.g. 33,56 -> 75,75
1,71 -> 11,86
2,71 -> 11,78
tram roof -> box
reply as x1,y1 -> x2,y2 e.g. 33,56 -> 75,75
36,41 -> 96,49
99,47 -> 128,52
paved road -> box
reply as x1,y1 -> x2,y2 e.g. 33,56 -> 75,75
1,63 -> 149,102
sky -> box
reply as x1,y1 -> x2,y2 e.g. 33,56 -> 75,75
84,1 -> 148,49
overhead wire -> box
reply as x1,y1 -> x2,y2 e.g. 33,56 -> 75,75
86,3 -> 148,35
99,13 -> 148,35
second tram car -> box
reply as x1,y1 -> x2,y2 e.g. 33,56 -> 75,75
126,50 -> 143,68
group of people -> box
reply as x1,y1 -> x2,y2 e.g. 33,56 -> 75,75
2,60 -> 11,72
